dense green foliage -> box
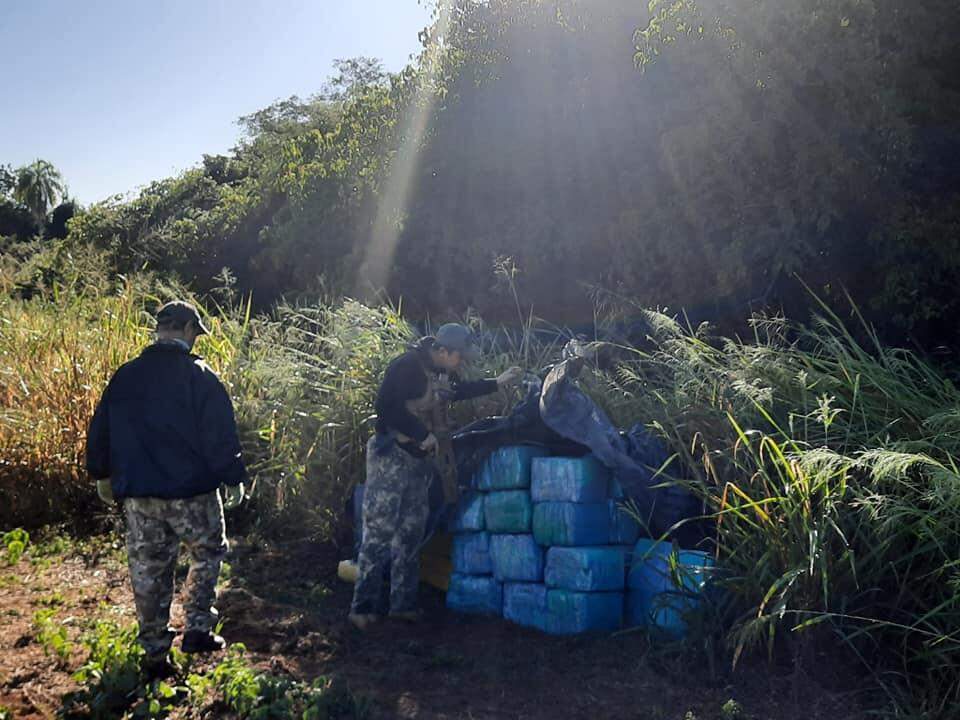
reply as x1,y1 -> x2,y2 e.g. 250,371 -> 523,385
4,0 -> 951,345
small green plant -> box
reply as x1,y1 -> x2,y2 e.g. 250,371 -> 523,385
210,644 -> 372,719
69,620 -> 144,719
37,592 -> 66,607
32,608 -> 73,664
0,703 -> 12,720
2,529 -> 29,564
720,699 -> 745,720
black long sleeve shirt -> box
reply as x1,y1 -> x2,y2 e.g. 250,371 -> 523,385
374,343 -> 497,455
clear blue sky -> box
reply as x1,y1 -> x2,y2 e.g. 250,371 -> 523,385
1,1 -> 433,204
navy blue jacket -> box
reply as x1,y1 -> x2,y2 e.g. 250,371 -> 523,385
85,342 -> 248,499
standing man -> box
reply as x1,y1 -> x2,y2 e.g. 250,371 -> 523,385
86,301 -> 248,679
348,323 -> 522,629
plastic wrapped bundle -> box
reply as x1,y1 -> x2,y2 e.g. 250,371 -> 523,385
545,546 -> 627,592
545,589 -> 623,634
475,445 -> 550,491
530,456 -> 609,503
608,500 -> 641,545
449,491 -> 485,532
451,532 -> 493,575
489,534 -> 544,582
626,540 -> 714,636
446,574 -> 503,616
485,490 -> 534,533
503,583 -> 548,631
532,502 -> 610,546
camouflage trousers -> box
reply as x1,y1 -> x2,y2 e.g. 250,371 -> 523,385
350,437 -> 431,615
123,490 -> 228,658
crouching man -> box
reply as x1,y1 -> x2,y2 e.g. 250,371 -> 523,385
349,323 -> 522,629
85,301 -> 248,679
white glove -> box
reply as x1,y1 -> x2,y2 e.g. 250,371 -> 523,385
96,479 -> 115,504
496,366 -> 524,387
420,433 -> 439,455
222,483 -> 245,510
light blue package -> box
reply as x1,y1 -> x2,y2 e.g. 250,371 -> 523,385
475,445 -> 550,491
503,582 -> 549,631
489,534 -> 544,582
532,502 -> 610,546
530,456 -> 609,503
449,491 -> 485,532
545,546 -> 627,592
451,532 -> 493,575
485,490 -> 534,533
626,540 -> 715,637
545,589 -> 623,634
608,500 -> 641,545
446,574 -> 503,616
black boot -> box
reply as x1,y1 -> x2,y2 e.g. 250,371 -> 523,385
181,630 -> 226,654
142,654 -> 179,680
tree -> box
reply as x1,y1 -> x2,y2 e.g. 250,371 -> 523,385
15,160 -> 66,229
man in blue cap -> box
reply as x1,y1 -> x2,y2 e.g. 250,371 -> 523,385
348,323 -> 522,629
86,300 -> 248,678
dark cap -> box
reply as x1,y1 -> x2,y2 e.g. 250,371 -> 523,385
434,323 -> 480,361
156,301 -> 209,335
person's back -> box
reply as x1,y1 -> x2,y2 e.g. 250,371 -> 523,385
89,341 -> 246,500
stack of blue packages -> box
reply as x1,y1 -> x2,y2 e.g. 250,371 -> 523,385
447,449 -> 659,635
447,446 -> 547,616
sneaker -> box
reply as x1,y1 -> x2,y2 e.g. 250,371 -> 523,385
181,630 -> 226,654
347,613 -> 380,630
389,610 -> 422,623
142,655 -> 178,681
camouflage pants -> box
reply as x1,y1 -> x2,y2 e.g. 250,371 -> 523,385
350,437 -> 431,615
124,490 -> 228,658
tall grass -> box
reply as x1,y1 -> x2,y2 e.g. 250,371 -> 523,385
607,301 -> 960,715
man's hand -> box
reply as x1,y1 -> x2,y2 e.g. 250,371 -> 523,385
419,433 -> 439,455
96,479 -> 115,505
496,366 -> 524,387
222,483 -> 246,510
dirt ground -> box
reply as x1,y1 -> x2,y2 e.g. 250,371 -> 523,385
0,535 -> 875,720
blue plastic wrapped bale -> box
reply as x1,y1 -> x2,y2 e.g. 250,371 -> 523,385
532,502 -> 610,547
608,500 -> 641,545
449,491 -> 485,532
451,532 -> 493,575
626,540 -> 715,636
485,490 -> 534,533
545,589 -> 623,634
489,534 -> 544,582
609,477 -> 624,499
503,582 -> 548,631
530,456 -> 610,503
446,574 -> 503,616
475,445 -> 550,491
545,546 -> 627,592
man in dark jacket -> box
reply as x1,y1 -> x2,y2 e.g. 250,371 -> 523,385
348,323 -> 522,629
86,301 -> 248,678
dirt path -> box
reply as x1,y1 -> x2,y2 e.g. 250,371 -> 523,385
0,536 -> 871,719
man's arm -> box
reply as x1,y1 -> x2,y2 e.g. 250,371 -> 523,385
451,367 -> 523,401
85,383 -> 112,480
376,354 -> 430,441
197,368 -> 248,486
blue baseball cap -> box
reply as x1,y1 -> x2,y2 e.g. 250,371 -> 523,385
434,323 -> 480,361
